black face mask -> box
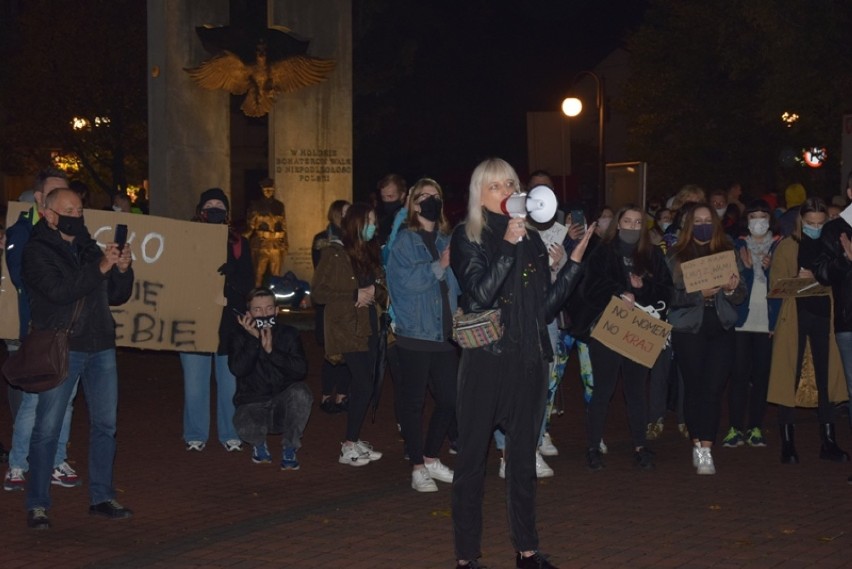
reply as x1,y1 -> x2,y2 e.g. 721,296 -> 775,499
202,207 -> 228,224
54,213 -> 87,238
254,315 -> 276,329
379,201 -> 402,217
417,196 -> 442,222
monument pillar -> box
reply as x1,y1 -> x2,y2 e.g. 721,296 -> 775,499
269,0 -> 353,281
147,0 -> 231,220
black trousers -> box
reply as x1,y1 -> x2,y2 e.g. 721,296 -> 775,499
452,345 -> 548,560
320,359 -> 351,398
672,307 -> 734,443
343,335 -> 378,442
397,346 -> 458,465
778,308 -> 834,424
586,339 -> 649,449
729,331 -> 771,431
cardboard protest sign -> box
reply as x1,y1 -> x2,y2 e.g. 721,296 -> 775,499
0,203 -> 227,352
681,250 -> 737,293
590,296 -> 672,368
767,277 -> 831,299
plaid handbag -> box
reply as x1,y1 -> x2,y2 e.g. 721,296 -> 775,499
451,309 -> 503,349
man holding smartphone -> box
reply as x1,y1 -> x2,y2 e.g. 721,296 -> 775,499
21,188 -> 134,529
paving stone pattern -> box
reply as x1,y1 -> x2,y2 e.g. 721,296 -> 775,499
1,331 -> 850,568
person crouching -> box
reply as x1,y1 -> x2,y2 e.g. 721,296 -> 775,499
229,288 -> 311,469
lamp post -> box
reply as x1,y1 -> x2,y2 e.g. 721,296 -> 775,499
561,71 -> 605,209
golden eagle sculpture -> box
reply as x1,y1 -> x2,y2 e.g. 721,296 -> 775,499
185,24 -> 336,117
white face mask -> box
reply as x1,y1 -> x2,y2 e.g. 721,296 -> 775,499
715,207 -> 727,218
597,217 -> 612,231
748,218 -> 769,237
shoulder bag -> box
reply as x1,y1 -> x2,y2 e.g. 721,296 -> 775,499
2,299 -> 84,393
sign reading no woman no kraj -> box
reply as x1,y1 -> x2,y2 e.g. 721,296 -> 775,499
680,250 -> 737,293
0,203 -> 227,352
590,296 -> 672,369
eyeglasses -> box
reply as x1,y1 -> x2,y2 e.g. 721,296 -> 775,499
487,180 -> 517,193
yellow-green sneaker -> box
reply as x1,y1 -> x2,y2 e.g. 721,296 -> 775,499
722,427 -> 744,448
745,427 -> 767,447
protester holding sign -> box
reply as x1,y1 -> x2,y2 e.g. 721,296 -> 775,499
767,197 -> 848,464
666,203 -> 745,475
180,189 -> 253,453
449,158 -> 593,569
581,206 -> 672,471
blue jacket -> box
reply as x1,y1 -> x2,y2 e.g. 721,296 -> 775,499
386,227 -> 460,342
733,235 -> 782,330
5,207 -> 39,338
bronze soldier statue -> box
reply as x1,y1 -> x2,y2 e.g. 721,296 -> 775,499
246,178 -> 288,286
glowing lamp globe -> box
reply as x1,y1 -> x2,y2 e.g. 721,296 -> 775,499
561,97 -> 583,117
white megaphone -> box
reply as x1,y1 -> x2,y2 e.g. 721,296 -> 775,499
499,185 -> 558,223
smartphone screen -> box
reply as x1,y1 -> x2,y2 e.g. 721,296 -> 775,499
114,224 -> 128,251
570,209 -> 585,227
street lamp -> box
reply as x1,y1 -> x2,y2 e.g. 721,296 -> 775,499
561,71 -> 605,209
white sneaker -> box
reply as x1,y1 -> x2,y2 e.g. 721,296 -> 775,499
599,439 -> 608,454
536,451 -> 554,478
3,467 -> 25,492
411,468 -> 438,492
424,459 -> 454,483
339,443 -> 370,467
538,432 -> 559,456
692,443 -> 700,467
186,441 -> 205,452
498,457 -> 506,479
696,447 -> 716,475
354,440 -> 383,461
223,439 -> 243,452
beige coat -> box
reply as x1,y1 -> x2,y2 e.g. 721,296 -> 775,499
767,237 -> 847,406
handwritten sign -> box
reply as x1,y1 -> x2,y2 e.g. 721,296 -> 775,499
767,277 -> 831,299
590,296 -> 672,368
537,221 -> 568,249
681,250 -> 737,293
0,203 -> 227,352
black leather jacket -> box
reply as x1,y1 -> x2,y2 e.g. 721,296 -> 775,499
22,219 -> 134,352
814,217 -> 852,332
450,218 -> 583,355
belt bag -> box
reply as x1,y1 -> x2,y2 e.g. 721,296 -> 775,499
2,299 -> 83,393
452,309 -> 503,349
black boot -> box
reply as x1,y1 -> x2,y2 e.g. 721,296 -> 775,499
781,424 -> 799,464
819,423 -> 850,462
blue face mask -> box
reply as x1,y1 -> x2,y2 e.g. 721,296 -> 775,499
802,224 -> 823,240
693,223 -> 714,242
362,223 -> 377,241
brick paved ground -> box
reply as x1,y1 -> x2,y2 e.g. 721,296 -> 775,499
1,319 -> 850,568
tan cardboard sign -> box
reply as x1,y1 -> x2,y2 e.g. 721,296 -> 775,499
590,296 -> 672,369
767,277 -> 831,299
1,203 -> 227,352
681,250 -> 737,293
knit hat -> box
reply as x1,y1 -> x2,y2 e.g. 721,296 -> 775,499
197,187 -> 229,212
784,183 -> 806,209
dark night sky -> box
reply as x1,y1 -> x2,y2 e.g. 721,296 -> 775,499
350,0 -> 648,198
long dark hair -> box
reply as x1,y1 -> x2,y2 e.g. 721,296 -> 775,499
671,202 -> 732,263
341,202 -> 381,280
602,204 -> 654,276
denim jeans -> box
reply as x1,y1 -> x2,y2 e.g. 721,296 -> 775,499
27,349 -> 119,511
180,352 -> 239,444
8,385 -> 77,471
232,383 -> 313,448
835,331 -> 852,428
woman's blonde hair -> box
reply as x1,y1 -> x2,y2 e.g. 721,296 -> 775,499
465,158 -> 520,243
670,184 -> 706,211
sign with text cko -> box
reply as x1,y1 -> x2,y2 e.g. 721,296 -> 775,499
0,203 -> 227,352
680,250 -> 737,293
590,296 -> 672,369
